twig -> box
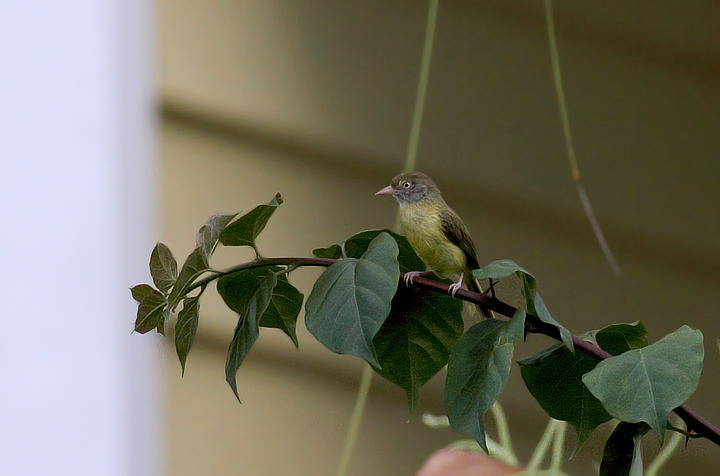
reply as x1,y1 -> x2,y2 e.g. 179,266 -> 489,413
175,257 -> 720,447
186,257 -> 336,293
408,274 -> 720,447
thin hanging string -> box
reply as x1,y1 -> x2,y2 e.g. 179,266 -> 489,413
334,364 -> 374,476
405,0 -> 439,173
544,0 -> 622,276
335,2 -> 440,475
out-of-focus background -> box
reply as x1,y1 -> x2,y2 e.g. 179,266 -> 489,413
2,1 -> 719,475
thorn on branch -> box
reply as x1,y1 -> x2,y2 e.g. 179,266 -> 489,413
668,422 -> 697,439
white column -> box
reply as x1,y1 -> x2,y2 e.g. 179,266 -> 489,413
0,1 -> 162,475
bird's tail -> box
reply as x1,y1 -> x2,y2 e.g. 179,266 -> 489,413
465,273 -> 494,320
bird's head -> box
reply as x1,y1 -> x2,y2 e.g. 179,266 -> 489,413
375,171 -> 441,204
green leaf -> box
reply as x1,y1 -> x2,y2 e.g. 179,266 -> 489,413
532,292 -> 573,352
472,259 -> 531,281
473,260 -> 573,351
372,285 -> 463,413
167,248 -> 209,311
582,325 -> 704,444
599,422 -> 649,476
519,343 -> 612,450
219,193 -> 283,251
175,293 -> 201,375
130,284 -> 161,303
218,270 -> 278,400
595,321 -> 648,356
312,243 -> 341,259
149,242 -> 177,293
218,266 -> 303,348
444,319 -> 509,453
134,292 -> 167,334
196,212 -> 238,261
313,229 -> 424,274
156,315 -> 166,336
505,308 -> 526,344
305,232 -> 400,367
217,267 -> 279,314
258,275 -> 304,348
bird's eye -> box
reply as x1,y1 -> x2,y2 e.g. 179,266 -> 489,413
402,182 -> 411,189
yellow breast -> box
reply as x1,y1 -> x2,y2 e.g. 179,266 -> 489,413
399,202 -> 467,279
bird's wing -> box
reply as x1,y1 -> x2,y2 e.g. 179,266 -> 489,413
440,208 -> 480,270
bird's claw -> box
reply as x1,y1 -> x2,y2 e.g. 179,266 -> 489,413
404,271 -> 422,287
448,281 -> 462,298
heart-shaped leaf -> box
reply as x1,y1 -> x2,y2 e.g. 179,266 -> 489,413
582,325 -> 704,444
372,285 -> 463,413
519,342 -> 612,450
305,232 -> 400,367
444,319 -> 509,452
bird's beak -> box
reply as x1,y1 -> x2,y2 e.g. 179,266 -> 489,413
375,185 -> 395,196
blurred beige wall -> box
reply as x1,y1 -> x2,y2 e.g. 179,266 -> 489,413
157,1 -> 720,475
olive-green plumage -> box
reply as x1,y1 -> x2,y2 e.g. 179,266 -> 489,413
376,171 -> 488,317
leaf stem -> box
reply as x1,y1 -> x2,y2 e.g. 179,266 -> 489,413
646,416 -> 684,476
527,418 -> 559,472
186,257 -> 336,293
491,402 -> 519,466
422,413 -> 450,428
550,420 -> 566,474
168,269 -> 214,311
335,363 -> 374,476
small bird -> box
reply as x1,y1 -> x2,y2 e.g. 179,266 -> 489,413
376,171 -> 491,317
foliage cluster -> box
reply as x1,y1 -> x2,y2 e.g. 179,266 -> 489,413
131,194 -> 709,474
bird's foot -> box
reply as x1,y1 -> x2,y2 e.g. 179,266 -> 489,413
449,271 -> 465,298
403,271 -> 423,287
448,281 -> 462,298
